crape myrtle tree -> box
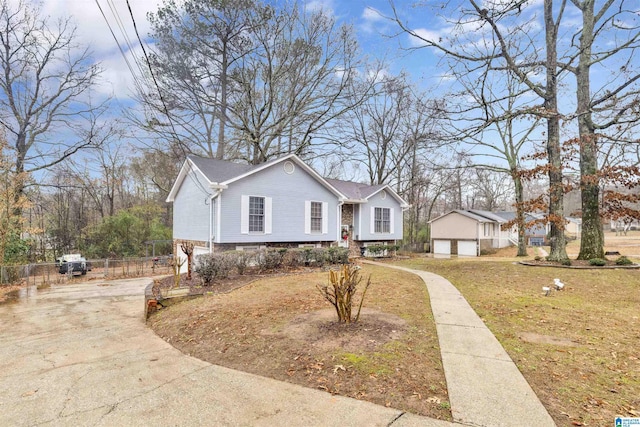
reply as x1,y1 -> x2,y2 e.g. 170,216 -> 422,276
143,0 -> 371,164
0,0 -> 105,218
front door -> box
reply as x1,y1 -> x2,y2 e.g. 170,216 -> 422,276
339,225 -> 350,248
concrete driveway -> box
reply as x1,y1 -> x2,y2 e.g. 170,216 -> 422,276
0,278 -> 452,427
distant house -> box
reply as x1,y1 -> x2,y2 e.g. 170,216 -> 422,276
429,210 -> 515,256
166,154 -> 409,265
565,217 -> 582,237
494,212 -> 549,246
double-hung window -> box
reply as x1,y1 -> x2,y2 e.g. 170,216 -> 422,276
249,196 -> 265,232
310,201 -> 322,233
305,200 -> 327,234
374,207 -> 391,233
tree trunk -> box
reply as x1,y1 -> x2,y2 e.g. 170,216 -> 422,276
512,171 -> 528,257
544,0 -> 568,262
216,41 -> 228,160
575,1 -> 604,260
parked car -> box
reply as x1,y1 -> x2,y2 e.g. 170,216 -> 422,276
57,254 -> 88,275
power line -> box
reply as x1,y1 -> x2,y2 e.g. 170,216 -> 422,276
93,0 -> 145,95
125,0 -> 186,158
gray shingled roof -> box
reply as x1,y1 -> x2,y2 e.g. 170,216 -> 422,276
188,156 -> 253,183
187,156 -> 400,203
467,209 -> 507,223
325,178 -> 385,200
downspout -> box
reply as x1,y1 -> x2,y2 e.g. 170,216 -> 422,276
337,200 -> 344,246
209,190 -> 222,253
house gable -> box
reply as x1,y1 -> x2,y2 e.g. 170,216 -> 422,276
216,157 -> 341,244
430,211 -> 482,240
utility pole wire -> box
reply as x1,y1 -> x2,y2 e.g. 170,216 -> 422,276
125,0 -> 186,158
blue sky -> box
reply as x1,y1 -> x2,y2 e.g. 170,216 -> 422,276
12,0 -> 640,174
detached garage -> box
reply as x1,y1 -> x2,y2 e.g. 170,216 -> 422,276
429,210 -> 511,257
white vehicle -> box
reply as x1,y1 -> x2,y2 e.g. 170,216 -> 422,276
56,254 -> 88,275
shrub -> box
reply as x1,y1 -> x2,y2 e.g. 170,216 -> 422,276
317,264 -> 371,323
301,248 -> 314,266
311,248 -> 327,267
233,251 -> 253,275
561,258 -> 572,266
327,247 -> 349,264
280,249 -> 298,268
366,245 -> 385,256
255,249 -> 285,272
195,253 -> 234,284
615,256 -> 633,266
588,258 -> 607,266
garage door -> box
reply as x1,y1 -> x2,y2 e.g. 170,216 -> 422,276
458,241 -> 477,257
433,240 -> 451,255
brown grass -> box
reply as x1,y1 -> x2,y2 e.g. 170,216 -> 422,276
395,257 -> 640,426
148,264 -> 452,420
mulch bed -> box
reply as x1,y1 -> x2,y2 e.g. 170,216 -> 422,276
151,266 -> 336,298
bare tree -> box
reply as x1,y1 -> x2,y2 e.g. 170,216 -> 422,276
446,67 -> 541,256
342,73 -> 412,185
143,1 -> 369,165
389,0 -> 570,261
0,0 -> 104,210
228,3 -> 367,164
567,0 -> 640,259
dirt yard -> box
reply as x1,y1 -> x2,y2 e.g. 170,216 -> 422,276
148,264 -> 452,421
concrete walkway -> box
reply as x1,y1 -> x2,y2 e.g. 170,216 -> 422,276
0,277 -> 455,427
365,261 -> 556,427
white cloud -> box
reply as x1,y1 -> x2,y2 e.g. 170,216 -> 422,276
9,0 -> 161,100
362,6 -> 384,22
407,28 -> 444,47
304,0 -> 335,15
359,6 -> 386,34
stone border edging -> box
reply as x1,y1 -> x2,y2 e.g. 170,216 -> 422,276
144,281 -> 202,319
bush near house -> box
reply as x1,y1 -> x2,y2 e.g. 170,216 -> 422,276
194,247 -> 350,285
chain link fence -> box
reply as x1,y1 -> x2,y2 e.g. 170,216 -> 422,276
0,257 -> 174,286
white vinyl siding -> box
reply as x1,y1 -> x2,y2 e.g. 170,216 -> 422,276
241,195 -> 272,234
305,200 -> 328,234
372,207 -> 392,234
